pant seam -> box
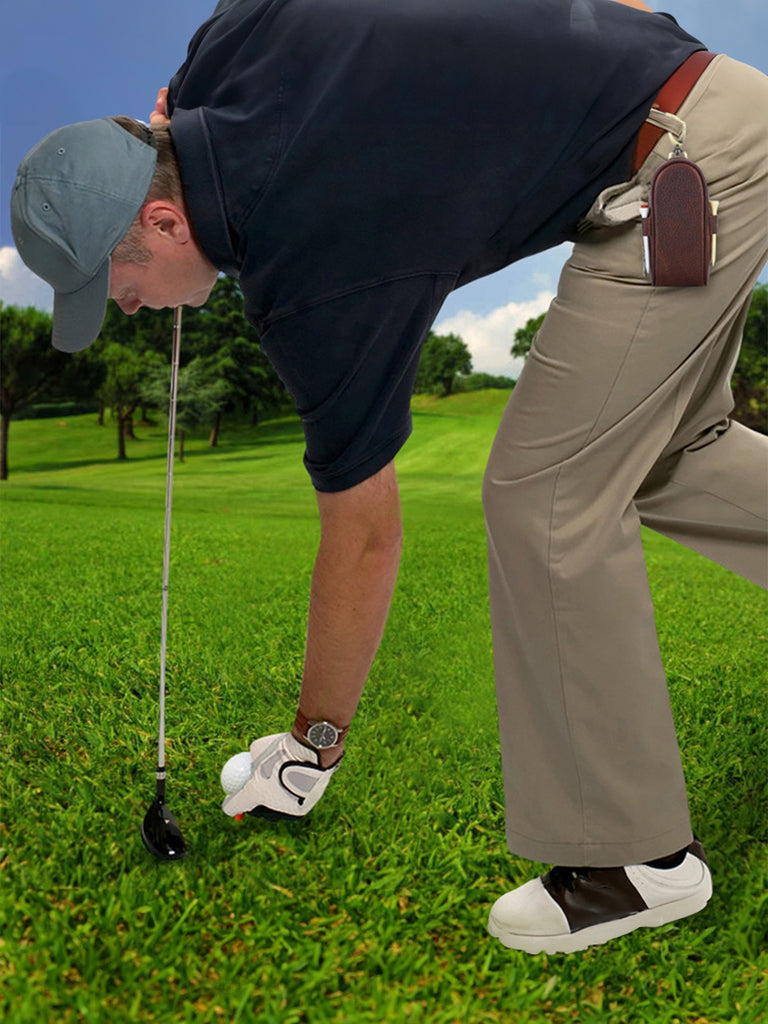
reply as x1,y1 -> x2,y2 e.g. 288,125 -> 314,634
545,285 -> 658,849
575,274 -> 656,449
663,476 -> 767,523
545,460 -> 586,845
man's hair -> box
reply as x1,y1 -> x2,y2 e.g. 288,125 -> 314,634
110,116 -> 185,265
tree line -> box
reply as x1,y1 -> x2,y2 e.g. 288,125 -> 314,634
0,278 -> 286,479
1,280 -> 765,480
0,280 -> 504,479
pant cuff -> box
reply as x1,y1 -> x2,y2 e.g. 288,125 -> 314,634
505,822 -> 695,868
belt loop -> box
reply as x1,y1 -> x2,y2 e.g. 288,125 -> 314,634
644,109 -> 686,138
631,51 -> 717,174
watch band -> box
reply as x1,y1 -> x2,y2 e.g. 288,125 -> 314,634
293,710 -> 350,748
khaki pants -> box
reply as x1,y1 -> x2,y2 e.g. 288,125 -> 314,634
483,55 -> 768,867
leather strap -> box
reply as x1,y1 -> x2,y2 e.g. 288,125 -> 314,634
631,51 -> 718,174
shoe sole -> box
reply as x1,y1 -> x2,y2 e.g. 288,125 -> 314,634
488,886 -> 712,955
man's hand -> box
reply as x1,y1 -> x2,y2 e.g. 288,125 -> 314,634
149,87 -> 170,127
221,732 -> 341,819
609,0 -> 653,11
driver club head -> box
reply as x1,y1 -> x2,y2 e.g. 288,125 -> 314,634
141,795 -> 188,861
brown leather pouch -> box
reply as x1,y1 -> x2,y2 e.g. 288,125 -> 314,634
642,158 -> 717,287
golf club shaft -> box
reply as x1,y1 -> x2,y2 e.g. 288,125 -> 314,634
157,306 -> 183,788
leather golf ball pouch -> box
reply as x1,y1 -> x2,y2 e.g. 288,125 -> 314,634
640,126 -> 718,287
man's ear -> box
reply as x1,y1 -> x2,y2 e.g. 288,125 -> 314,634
141,200 -> 191,244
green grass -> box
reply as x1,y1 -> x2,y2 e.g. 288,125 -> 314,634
1,395 -> 766,1024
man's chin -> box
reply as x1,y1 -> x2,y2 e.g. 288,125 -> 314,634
187,286 -> 215,308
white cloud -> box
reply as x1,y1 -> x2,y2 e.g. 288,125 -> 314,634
530,270 -> 555,289
0,247 -> 54,312
434,290 -> 554,378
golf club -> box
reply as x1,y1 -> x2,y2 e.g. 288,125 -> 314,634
141,305 -> 189,861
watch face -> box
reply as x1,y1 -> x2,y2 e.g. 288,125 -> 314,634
307,721 -> 339,749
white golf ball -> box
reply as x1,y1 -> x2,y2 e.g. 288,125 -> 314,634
220,751 -> 253,794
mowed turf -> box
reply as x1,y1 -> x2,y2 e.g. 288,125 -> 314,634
1,394 -> 766,1024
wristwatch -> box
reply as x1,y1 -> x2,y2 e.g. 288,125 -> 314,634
294,710 -> 350,750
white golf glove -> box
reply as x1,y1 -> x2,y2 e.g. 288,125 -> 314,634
221,732 -> 341,820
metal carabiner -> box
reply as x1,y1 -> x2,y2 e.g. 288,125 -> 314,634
666,120 -> 687,159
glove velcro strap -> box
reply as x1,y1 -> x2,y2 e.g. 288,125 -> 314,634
279,758 -> 339,805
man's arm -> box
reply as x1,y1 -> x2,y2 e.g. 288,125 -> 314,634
292,460 -> 403,766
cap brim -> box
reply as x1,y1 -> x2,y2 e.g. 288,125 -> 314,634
52,258 -> 110,352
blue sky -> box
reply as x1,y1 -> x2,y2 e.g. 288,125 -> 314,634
1,1 -> 766,375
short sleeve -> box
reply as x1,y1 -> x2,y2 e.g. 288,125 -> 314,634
258,273 -> 456,492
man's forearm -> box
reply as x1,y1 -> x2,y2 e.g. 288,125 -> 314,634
293,461 -> 403,764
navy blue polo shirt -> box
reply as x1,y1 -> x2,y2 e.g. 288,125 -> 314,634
167,0 -> 704,491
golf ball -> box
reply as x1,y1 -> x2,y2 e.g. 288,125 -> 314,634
220,751 -> 253,794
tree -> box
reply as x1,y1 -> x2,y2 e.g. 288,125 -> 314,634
90,301 -> 176,457
415,331 -> 472,396
454,371 -> 515,392
96,342 -> 164,459
0,303 -> 68,480
180,277 -> 286,443
732,283 -> 767,433
510,312 -> 546,362
141,356 -> 229,461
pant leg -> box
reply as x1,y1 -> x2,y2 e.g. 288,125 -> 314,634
636,298 -> 768,588
483,56 -> 768,867
638,419 -> 768,587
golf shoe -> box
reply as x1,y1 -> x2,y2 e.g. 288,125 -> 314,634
488,838 -> 712,954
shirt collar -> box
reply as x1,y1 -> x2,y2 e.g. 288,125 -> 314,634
169,108 -> 241,277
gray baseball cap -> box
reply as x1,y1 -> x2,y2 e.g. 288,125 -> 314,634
10,118 -> 158,352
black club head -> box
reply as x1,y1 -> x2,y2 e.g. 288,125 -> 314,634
141,795 -> 188,861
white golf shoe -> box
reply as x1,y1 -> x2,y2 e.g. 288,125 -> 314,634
222,732 -> 341,820
488,838 -> 712,955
